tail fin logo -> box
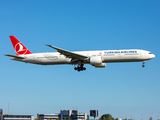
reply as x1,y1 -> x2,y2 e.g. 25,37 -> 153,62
9,36 -> 32,56
15,42 -> 28,55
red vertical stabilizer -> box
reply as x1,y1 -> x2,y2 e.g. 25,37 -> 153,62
9,36 -> 32,56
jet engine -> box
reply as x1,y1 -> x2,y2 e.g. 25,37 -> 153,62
89,56 -> 106,68
89,56 -> 102,65
94,63 -> 106,68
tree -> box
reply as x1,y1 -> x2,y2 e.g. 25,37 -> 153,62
149,117 -> 152,120
87,115 -> 89,120
106,117 -> 111,120
101,114 -> 113,120
115,118 -> 118,120
68,117 -> 71,120
35,117 -> 41,120
103,116 -> 107,120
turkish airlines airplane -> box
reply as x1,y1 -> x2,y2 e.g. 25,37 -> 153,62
5,36 -> 155,72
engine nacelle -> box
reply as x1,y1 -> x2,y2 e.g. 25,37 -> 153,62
89,56 -> 102,65
94,63 -> 106,68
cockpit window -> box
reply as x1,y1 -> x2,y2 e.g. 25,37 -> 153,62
149,52 -> 152,54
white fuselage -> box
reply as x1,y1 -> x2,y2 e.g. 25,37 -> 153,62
11,49 -> 155,65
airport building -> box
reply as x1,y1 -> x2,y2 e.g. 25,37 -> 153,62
0,109 -> 3,120
37,110 -> 87,120
0,109 -> 34,120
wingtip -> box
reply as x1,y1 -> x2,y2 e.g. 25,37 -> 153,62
45,44 -> 51,47
4,54 -> 10,56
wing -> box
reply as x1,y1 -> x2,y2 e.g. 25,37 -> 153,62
4,54 -> 25,59
45,44 -> 88,60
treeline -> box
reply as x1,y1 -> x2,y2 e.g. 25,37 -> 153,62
96,114 -> 152,120
35,114 -> 129,120
98,114 -> 127,120
35,114 -> 130,120
35,114 -> 152,120
35,114 -> 153,120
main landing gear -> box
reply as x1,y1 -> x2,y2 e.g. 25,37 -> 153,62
74,64 -> 86,72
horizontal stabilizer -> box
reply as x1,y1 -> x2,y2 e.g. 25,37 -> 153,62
4,54 -> 25,59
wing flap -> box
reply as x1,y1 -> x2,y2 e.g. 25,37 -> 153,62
45,44 -> 88,60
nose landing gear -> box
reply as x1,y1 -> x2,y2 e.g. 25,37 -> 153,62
74,64 -> 86,72
142,61 -> 146,68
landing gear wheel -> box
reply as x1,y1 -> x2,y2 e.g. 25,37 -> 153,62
74,63 -> 86,72
74,67 -> 77,70
77,67 -> 81,72
142,65 -> 145,68
80,67 -> 84,71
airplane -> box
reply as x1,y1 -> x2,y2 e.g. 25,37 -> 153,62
4,36 -> 155,72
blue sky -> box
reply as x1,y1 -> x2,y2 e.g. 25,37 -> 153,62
0,0 -> 160,120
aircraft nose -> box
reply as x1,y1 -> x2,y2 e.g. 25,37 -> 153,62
151,54 -> 155,59
153,54 -> 155,58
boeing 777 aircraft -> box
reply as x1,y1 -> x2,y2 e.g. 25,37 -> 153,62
5,36 -> 155,72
